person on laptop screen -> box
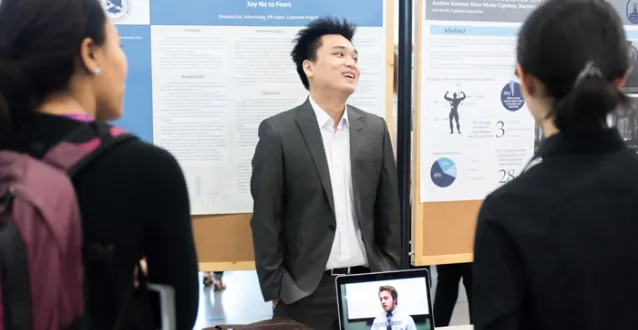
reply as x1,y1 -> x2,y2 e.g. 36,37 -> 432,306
371,285 -> 416,330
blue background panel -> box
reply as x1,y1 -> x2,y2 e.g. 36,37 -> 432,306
150,0 -> 383,27
113,25 -> 153,142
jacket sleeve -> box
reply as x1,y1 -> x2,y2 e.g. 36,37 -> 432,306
374,119 -> 401,270
250,119 -> 286,302
473,196 -> 525,330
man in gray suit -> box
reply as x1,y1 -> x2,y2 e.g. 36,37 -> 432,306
250,17 -> 401,329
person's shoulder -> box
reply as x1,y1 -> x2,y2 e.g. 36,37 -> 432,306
370,314 -> 384,327
395,309 -> 413,319
261,103 -> 304,126
348,104 -> 387,129
478,171 -> 541,226
115,137 -> 177,162
348,104 -> 382,120
106,137 -> 184,179
258,102 -> 315,141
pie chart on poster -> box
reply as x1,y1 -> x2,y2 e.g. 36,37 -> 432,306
501,80 -> 525,111
430,157 -> 457,188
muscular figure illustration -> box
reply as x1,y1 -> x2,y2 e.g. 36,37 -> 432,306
444,91 -> 466,134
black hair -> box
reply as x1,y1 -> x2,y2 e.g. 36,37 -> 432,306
0,0 -> 107,145
290,16 -> 357,90
517,0 -> 631,131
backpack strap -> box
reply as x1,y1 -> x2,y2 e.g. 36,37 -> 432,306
39,122 -> 137,330
0,187 -> 33,330
41,121 -> 137,177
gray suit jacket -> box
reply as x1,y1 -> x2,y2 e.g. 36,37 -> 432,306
250,98 -> 401,304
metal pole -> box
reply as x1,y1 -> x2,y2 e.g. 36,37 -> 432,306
397,0 -> 413,270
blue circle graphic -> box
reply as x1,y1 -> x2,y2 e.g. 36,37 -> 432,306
430,157 -> 457,188
628,0 -> 638,24
500,81 -> 525,111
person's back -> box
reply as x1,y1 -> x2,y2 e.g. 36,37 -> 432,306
16,114 -> 200,329
0,0 -> 199,328
475,131 -> 638,329
472,0 -> 638,329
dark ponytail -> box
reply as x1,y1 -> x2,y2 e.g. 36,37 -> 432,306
549,62 -> 629,131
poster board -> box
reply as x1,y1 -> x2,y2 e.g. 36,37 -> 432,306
412,0 -> 540,266
107,0 -> 396,271
412,0 -> 638,267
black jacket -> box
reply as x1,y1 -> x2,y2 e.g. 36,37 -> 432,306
473,128 -> 638,330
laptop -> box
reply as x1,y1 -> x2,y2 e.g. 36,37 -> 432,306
335,268 -> 434,330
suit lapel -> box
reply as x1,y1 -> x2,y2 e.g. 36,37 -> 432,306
348,106 -> 366,221
296,99 -> 335,212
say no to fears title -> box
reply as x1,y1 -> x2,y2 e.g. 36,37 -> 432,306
247,1 -> 292,8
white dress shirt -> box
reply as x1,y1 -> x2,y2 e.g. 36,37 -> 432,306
308,96 -> 368,270
370,308 -> 417,330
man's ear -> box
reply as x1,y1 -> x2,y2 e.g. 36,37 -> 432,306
302,59 -> 314,78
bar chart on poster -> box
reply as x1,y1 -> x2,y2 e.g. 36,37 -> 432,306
105,0 -> 395,269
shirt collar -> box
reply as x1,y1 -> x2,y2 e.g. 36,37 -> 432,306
535,128 -> 627,159
308,95 -> 349,129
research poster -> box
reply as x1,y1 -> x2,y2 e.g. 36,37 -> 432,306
106,0 -> 389,214
419,0 -> 638,203
418,0 -> 540,203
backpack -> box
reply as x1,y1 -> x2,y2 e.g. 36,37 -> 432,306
209,319 -> 313,330
0,121 -> 143,330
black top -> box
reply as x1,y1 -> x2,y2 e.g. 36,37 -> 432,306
473,128 -> 638,330
15,113 -> 199,330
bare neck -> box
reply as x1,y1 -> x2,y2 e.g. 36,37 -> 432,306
310,90 -> 348,126
540,119 -> 559,138
38,93 -> 95,119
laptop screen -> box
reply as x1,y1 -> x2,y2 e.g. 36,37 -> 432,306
336,269 -> 434,330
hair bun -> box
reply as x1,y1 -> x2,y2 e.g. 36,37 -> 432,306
551,61 -> 621,130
